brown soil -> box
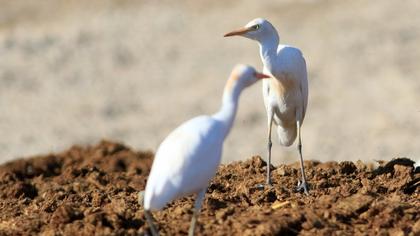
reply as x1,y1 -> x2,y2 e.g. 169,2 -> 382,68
0,141 -> 419,235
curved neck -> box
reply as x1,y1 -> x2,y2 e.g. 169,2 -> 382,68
258,33 -> 279,69
212,82 -> 243,139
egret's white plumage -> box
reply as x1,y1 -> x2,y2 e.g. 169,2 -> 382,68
142,65 -> 269,235
225,18 -> 309,193
144,116 -> 223,210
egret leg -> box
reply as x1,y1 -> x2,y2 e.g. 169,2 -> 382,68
266,111 -> 274,186
138,190 -> 145,206
188,189 -> 206,236
296,120 -> 309,195
256,111 -> 274,189
144,210 -> 159,236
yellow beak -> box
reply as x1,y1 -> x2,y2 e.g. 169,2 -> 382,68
224,27 -> 253,37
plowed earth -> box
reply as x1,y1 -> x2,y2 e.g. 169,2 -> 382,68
0,141 -> 419,235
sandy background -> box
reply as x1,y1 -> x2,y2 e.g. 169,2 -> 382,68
0,0 -> 419,164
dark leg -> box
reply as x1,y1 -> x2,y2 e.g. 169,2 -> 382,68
266,137 -> 273,186
296,120 -> 309,195
266,111 -> 274,186
188,188 -> 206,236
256,111 -> 274,189
144,210 -> 159,236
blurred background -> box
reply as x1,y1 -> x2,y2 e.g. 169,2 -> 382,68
1,0 -> 419,164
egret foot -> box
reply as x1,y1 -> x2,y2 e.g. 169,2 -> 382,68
255,183 -> 265,190
296,180 -> 309,195
254,181 -> 273,190
254,175 -> 273,189
254,183 -> 268,190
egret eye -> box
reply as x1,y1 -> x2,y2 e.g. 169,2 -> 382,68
252,24 -> 260,30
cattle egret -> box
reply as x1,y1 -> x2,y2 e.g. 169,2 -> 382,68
142,65 -> 269,236
224,18 -> 309,194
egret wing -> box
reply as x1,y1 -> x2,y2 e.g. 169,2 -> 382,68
144,116 -> 223,210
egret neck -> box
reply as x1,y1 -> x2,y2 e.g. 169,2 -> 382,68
258,33 -> 279,72
213,79 -> 243,139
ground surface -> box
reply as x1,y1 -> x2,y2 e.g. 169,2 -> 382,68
0,141 -> 419,235
1,0 -> 420,164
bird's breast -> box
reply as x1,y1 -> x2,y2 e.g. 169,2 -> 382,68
265,74 -> 301,122
268,73 -> 299,98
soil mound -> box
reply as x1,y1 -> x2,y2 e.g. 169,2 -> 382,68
0,141 -> 419,235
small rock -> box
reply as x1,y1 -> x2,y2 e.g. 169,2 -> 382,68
335,194 -> 373,216
274,165 -> 292,176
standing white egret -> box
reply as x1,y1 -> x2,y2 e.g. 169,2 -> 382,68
224,18 -> 309,194
142,65 -> 269,236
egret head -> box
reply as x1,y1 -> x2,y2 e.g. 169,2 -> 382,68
224,18 -> 278,44
229,64 -> 270,89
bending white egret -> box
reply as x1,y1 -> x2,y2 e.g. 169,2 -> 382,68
142,65 -> 269,236
224,18 -> 309,194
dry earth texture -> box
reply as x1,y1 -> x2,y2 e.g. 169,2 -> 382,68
0,141 -> 419,235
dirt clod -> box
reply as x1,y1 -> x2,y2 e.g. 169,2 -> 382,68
339,161 -> 357,175
0,141 -> 419,235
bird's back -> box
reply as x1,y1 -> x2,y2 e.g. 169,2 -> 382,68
144,116 -> 224,211
275,45 -> 307,85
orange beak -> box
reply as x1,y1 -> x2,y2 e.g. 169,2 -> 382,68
224,27 -> 253,37
255,72 -> 271,79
